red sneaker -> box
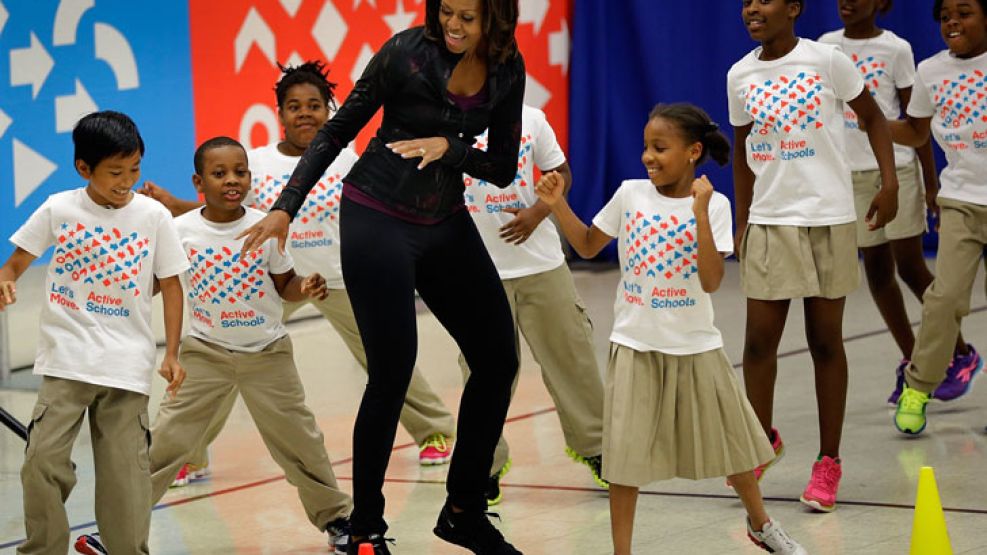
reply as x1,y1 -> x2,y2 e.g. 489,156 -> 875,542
728,427 -> 783,487
418,434 -> 452,466
800,456 -> 843,512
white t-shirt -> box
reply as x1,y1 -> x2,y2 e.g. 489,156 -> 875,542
727,39 -> 866,226
818,29 -> 917,171
10,189 -> 189,394
175,207 -> 294,352
592,180 -> 732,355
907,49 -> 987,206
246,143 -> 359,288
464,105 -> 567,279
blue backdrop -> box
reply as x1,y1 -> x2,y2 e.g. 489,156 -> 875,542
569,1 -> 948,260
0,0 -> 195,261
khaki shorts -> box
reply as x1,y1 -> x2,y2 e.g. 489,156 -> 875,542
853,160 -> 927,247
740,223 -> 859,300
602,344 -> 774,486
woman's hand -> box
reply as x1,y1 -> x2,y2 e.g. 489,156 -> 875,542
387,137 -> 450,170
237,210 -> 291,255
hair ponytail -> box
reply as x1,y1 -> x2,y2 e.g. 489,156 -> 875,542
648,103 -> 731,167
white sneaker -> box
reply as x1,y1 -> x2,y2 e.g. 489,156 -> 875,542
747,518 -> 808,554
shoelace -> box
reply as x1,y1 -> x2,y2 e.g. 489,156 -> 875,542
421,434 -> 449,452
818,465 -> 841,490
900,390 -> 927,412
768,526 -> 799,550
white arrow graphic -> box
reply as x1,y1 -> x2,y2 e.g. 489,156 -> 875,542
312,1 -> 347,61
13,140 -> 58,207
10,32 -> 54,99
523,72 -> 550,110
55,79 -> 98,133
548,18 -> 570,74
0,107 -> 11,139
53,0 -> 95,46
0,1 -> 9,37
278,0 -> 303,17
235,7 -> 276,73
95,22 -> 140,90
383,0 -> 417,34
519,0 -> 549,34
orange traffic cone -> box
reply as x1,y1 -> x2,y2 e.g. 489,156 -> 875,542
909,466 -> 953,555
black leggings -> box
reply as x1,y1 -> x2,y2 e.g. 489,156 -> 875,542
339,196 -> 519,535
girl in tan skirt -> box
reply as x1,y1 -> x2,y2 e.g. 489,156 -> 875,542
536,103 -> 806,555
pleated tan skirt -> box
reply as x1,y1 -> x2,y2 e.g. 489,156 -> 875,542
602,343 -> 775,486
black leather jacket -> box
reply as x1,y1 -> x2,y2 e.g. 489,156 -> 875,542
272,26 -> 526,221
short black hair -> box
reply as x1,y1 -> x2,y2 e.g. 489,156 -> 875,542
648,103 -> 731,167
274,60 -> 337,110
193,136 -> 245,174
934,0 -> 987,19
73,111 -> 145,169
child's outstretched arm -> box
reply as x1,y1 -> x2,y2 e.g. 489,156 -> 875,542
731,124 -> 755,256
139,181 -> 203,217
272,269 -> 329,302
157,275 -> 186,398
848,90 -> 900,230
534,171 -> 612,258
691,176 -> 725,293
0,248 -> 37,310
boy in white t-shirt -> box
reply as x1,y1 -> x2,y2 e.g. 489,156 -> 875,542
461,105 -> 605,504
887,0 -> 987,435
141,62 -> 456,475
727,0 -> 899,512
0,111 -> 189,554
77,136 -> 355,554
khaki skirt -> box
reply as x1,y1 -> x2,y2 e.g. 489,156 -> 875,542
602,344 -> 775,486
740,222 -> 859,300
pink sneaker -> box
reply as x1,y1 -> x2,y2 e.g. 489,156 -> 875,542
728,428 -> 783,487
170,463 -> 190,487
419,434 -> 452,466
800,456 -> 842,512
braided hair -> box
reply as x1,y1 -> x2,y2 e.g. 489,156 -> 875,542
648,103 -> 731,167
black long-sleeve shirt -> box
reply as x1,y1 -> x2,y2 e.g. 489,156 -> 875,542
272,26 -> 526,221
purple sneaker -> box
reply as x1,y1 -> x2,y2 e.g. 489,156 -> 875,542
933,344 -> 983,401
887,359 -> 908,405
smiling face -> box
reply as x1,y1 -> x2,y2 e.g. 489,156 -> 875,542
78,151 -> 141,208
278,83 -> 330,154
193,145 -> 250,222
641,117 -> 702,195
742,0 -> 800,43
438,0 -> 484,54
939,0 -> 987,58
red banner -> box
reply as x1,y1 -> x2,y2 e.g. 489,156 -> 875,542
189,0 -> 569,153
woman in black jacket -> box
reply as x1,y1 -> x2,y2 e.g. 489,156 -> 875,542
240,1 -> 525,553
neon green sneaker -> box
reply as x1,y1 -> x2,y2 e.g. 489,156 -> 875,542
485,458 -> 511,506
895,386 -> 930,435
565,446 -> 609,489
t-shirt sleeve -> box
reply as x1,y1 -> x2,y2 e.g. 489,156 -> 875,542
153,213 -> 191,279
10,198 -> 55,257
906,69 -> 935,118
591,185 -> 624,238
709,195 -> 734,255
267,238 -> 294,275
531,111 -> 567,171
830,48 -> 867,101
893,39 -> 917,89
727,67 -> 754,126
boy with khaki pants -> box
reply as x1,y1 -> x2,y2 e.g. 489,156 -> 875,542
0,111 -> 189,554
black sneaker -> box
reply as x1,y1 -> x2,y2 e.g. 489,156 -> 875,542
326,516 -> 350,553
486,459 -> 511,506
565,447 -> 609,489
433,503 -> 522,555
346,534 -> 393,555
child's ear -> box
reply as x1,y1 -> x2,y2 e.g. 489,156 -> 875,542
192,174 -> 204,194
75,160 -> 92,179
691,142 -> 704,162
788,1 -> 802,20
